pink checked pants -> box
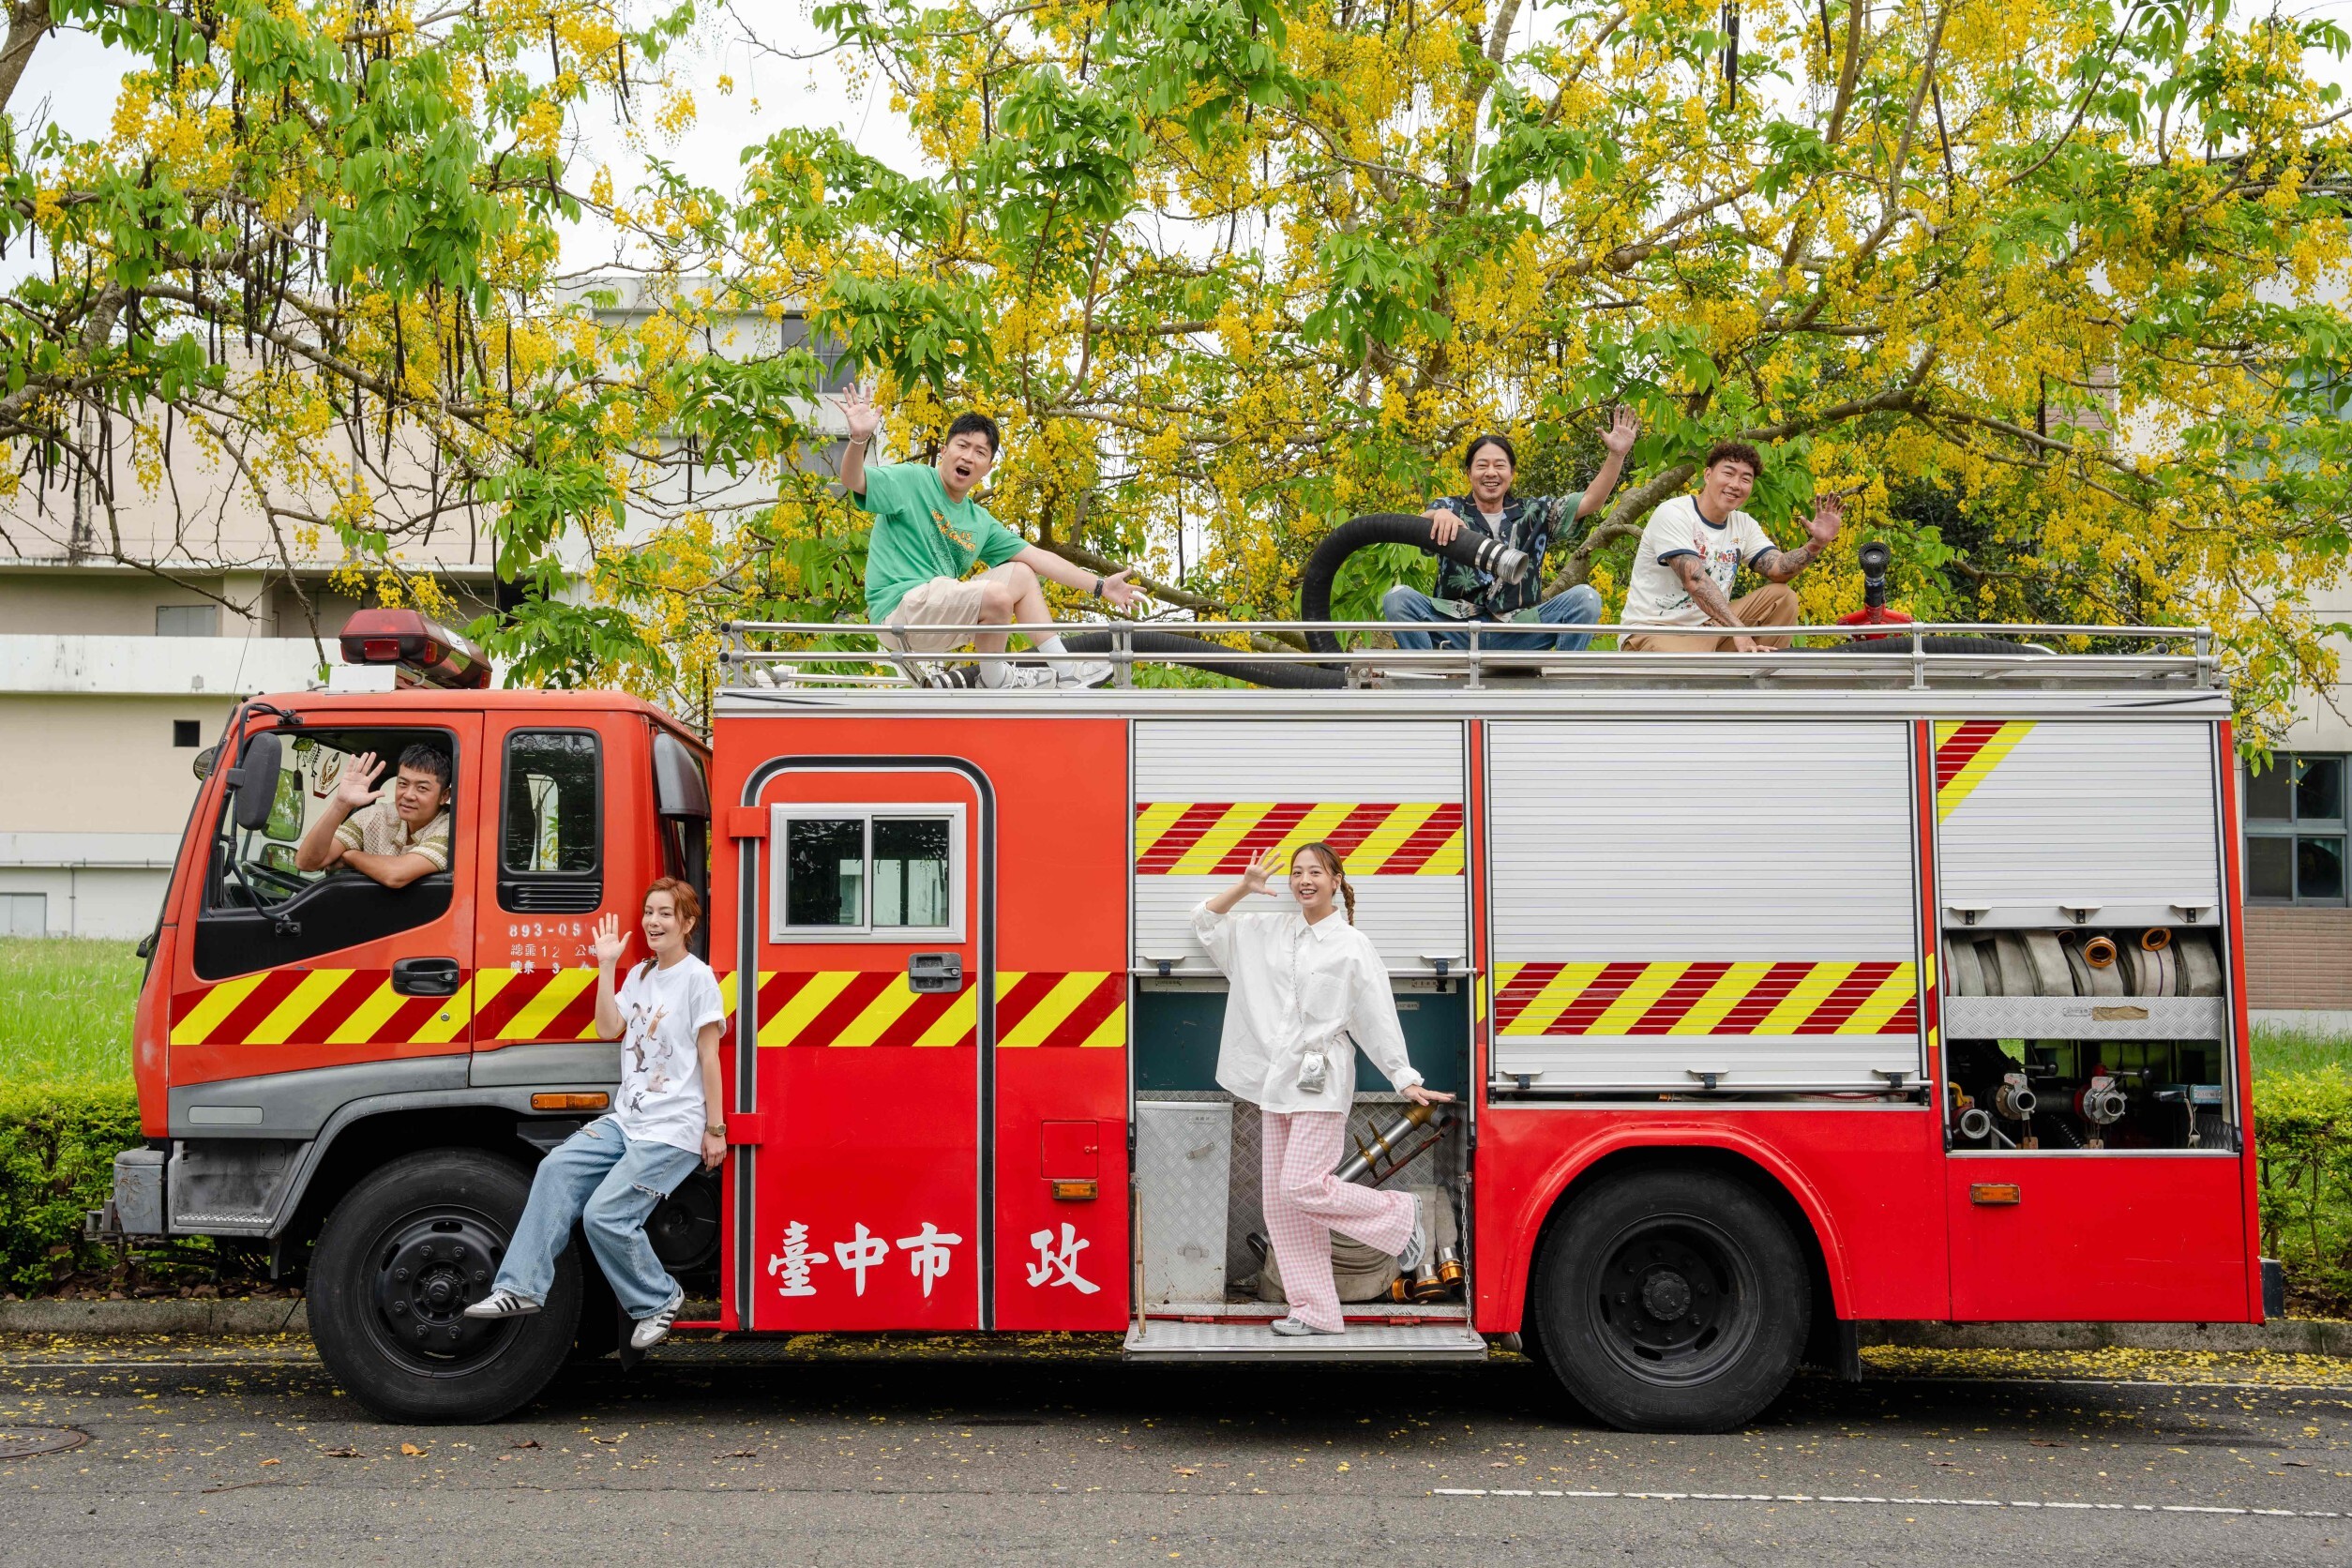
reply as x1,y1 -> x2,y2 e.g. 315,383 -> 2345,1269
1260,1108 -> 1417,1332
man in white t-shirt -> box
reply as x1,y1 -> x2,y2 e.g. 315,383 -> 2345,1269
1620,441 -> 1844,652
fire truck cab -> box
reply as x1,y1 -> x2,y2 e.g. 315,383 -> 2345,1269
101,610 -> 2271,1432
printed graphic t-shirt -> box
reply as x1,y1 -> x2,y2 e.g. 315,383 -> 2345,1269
856,461 -> 1028,620
1620,493 -> 1778,630
613,954 -> 728,1155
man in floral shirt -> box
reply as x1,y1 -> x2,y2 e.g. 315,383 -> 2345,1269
1383,408 -> 1638,652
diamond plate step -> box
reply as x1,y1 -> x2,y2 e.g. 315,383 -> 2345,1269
1123,1319 -> 1487,1361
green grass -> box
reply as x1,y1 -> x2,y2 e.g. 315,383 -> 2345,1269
2254,1025 -> 2352,1080
0,937 -> 142,1087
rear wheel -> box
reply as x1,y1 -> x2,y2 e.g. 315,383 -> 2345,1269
1530,1168 -> 1808,1432
309,1149 -> 580,1424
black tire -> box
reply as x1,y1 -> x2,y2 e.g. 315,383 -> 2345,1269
1530,1168 -> 1809,1432
309,1149 -> 581,1424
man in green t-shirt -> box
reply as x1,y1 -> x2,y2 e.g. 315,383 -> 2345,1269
840,388 -> 1141,688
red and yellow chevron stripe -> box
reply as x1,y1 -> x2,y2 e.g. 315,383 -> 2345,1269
1493,960 -> 1918,1037
169,968 -> 475,1048
726,970 -> 1124,1049
1134,802 -> 1463,876
174,967 -> 1127,1050
172,967 -> 641,1048
1934,720 -> 2034,822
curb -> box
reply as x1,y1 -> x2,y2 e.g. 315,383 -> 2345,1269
1860,1319 -> 2352,1357
1,1299 -> 2345,1358
0,1298 -> 308,1335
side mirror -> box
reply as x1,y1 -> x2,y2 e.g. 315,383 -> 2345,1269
229,733 -> 283,834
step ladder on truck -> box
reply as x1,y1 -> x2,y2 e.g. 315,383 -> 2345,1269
95,577 -> 2272,1432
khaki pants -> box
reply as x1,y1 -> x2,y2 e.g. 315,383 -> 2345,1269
1622,583 -> 1800,652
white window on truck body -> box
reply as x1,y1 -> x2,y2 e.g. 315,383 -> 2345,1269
770,803 -> 965,942
1486,720 -> 1922,1092
1132,720 -> 1467,973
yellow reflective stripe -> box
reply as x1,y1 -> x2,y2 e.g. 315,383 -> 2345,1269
1502,961 -> 1609,1036
1666,961 -> 1780,1035
409,969 -> 484,1044
831,977 -> 923,1048
1133,800 -> 1189,858
1937,721 -> 2035,822
1271,802 -> 1356,867
325,980 -> 407,1046
1585,961 -> 1689,1037
1168,802 -> 1275,877
170,974 -> 268,1046
1349,801 -> 1437,874
1078,998 -> 1125,1048
499,967 -> 596,1042
913,985 -> 978,1048
1837,962 -> 1918,1034
758,971 -> 856,1048
243,970 -> 353,1047
1415,826 -> 1466,876
1754,962 -> 1858,1035
999,972 -> 1099,1048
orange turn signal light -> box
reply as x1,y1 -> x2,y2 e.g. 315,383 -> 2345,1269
1969,1183 -> 2022,1206
531,1092 -> 611,1112
1050,1180 -> 1098,1201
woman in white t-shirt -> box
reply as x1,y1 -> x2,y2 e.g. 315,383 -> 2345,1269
1192,844 -> 1455,1335
466,878 -> 728,1350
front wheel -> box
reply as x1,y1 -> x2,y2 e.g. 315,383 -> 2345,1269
1530,1168 -> 1809,1432
309,1149 -> 580,1424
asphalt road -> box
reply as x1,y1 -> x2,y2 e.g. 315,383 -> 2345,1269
6,1341 -> 2352,1565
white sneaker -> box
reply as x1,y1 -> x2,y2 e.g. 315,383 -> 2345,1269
1051,657 -> 1114,688
460,1287 -> 540,1320
986,664 -> 1058,689
1397,1194 -> 1430,1273
1270,1314 -> 1344,1336
629,1292 -> 683,1350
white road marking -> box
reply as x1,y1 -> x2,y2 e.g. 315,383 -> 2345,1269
1434,1488 -> 2340,1518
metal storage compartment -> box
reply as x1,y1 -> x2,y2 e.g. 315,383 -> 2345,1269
1486,719 -> 1923,1091
1135,1100 -> 1233,1305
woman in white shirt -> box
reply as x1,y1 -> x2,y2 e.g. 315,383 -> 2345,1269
465,877 -> 728,1351
1193,843 -> 1455,1335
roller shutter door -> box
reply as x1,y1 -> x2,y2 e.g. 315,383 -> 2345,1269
1134,721 -> 1467,973
1488,720 -> 1922,1091
1933,720 -> 2221,929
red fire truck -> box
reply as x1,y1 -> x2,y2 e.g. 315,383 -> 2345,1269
98,599 -> 2272,1432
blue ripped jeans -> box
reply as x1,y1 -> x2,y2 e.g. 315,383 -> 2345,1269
492,1116 -> 703,1319
1382,582 -> 1603,652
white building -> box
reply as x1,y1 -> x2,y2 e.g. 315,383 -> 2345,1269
0,282 -> 847,937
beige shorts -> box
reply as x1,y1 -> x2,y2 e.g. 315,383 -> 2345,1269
882,576 -> 991,654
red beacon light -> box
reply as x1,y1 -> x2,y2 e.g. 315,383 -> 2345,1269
338,609 -> 493,689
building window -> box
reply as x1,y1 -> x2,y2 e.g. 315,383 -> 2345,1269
156,604 -> 220,637
2,892 -> 46,937
173,720 -> 201,748
2246,755 -> 2346,904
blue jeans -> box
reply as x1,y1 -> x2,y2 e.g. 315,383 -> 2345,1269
1382,583 -> 1602,652
492,1116 -> 703,1319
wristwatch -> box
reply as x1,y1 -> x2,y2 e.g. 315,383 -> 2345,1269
704,1123 -> 725,1138
1091,575 -> 1104,598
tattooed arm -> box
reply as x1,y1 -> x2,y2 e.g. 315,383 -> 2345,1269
1750,495 -> 1845,582
1669,555 -> 1742,628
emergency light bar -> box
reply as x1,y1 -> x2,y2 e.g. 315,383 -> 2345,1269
338,608 -> 492,689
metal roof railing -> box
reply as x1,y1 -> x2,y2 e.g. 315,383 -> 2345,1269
716,619 -> 2221,694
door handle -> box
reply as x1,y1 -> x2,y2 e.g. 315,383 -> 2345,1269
908,952 -> 963,993
391,957 -> 463,997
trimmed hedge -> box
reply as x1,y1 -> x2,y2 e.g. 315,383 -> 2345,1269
2254,1067 -> 2352,1315
0,1082 -> 142,1292
5,1072 -> 2352,1308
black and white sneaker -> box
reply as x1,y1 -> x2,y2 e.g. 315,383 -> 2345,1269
460,1288 -> 540,1320
1052,657 -> 1115,688
1397,1194 -> 1431,1273
629,1290 -> 684,1350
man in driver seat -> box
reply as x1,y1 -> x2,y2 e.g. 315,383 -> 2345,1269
294,744 -> 453,890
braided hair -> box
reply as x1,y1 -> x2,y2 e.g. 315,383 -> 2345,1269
1291,841 -> 1356,924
